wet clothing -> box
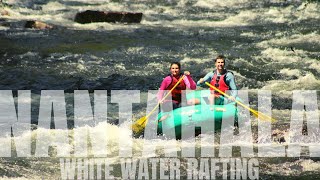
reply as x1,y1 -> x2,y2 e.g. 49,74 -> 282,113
197,69 -> 237,104
157,74 -> 196,111
210,72 -> 229,96
165,74 -> 187,103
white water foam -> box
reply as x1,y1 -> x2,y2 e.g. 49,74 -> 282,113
262,73 -> 320,92
258,32 -> 320,49
3,0 -> 318,31
193,0 -> 250,9
280,68 -> 301,78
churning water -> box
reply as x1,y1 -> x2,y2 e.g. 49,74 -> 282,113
0,0 -> 320,179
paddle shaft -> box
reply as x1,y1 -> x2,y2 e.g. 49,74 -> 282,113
145,75 -> 186,119
205,82 -> 261,118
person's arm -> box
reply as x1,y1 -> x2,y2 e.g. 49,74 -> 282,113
197,72 -> 214,87
183,72 -> 197,90
226,72 -> 237,98
157,76 -> 171,101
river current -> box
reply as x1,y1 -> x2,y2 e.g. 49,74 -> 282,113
0,0 -> 320,179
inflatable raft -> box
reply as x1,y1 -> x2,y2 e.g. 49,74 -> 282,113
157,90 -> 238,139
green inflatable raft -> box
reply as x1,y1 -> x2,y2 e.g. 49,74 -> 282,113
157,90 -> 238,139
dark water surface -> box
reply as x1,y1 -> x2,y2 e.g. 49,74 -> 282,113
1,0 -> 320,179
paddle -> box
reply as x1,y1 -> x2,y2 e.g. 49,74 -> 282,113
205,82 -> 276,122
132,75 -> 186,133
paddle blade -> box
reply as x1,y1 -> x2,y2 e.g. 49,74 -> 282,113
132,116 -> 148,134
251,110 -> 277,123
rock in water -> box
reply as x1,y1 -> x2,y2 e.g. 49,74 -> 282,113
25,20 -> 53,29
74,10 -> 143,24
1,9 -> 9,16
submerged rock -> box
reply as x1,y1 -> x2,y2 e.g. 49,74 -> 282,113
0,9 -> 9,16
24,20 -> 53,29
74,10 -> 143,24
272,129 -> 288,143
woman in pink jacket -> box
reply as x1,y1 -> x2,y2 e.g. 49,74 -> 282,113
157,62 -> 197,112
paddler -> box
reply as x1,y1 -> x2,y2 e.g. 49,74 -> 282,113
197,55 -> 238,109
157,62 -> 197,112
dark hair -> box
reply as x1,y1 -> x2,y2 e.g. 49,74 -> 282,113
170,62 -> 181,69
214,55 -> 226,63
